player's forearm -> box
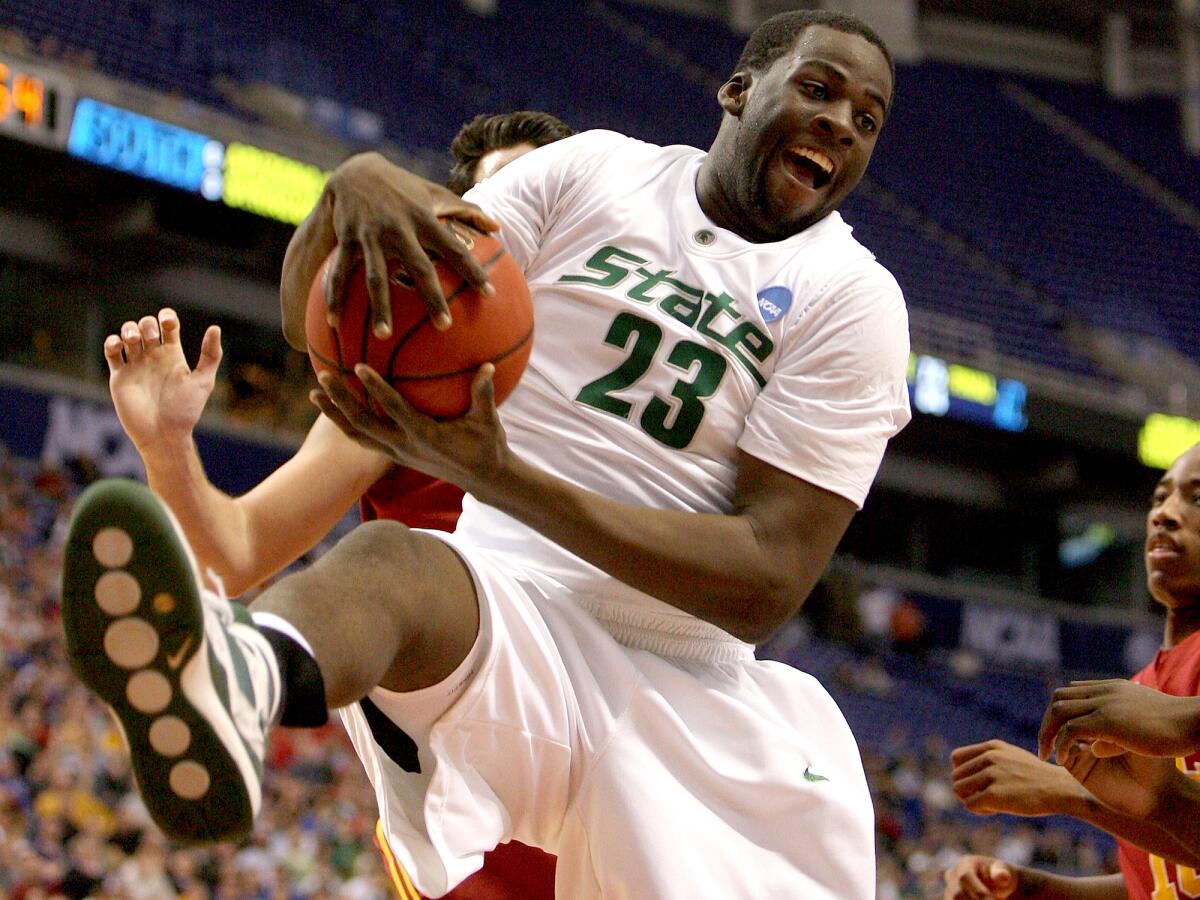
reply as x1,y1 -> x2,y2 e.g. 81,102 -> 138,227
139,440 -> 263,594
475,458 -> 839,643
1143,773 -> 1200,868
1063,788 -> 1198,869
1007,870 -> 1126,900
280,190 -> 337,352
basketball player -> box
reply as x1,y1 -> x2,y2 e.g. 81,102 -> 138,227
63,12 -> 907,898
100,111 -> 568,900
943,443 -> 1200,899
1040,680 -> 1200,868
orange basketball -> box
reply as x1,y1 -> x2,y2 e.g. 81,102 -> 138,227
306,222 -> 533,419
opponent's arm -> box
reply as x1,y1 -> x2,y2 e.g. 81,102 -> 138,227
943,857 -> 1125,900
316,366 -> 853,643
109,310 -> 390,596
951,740 -> 1196,868
1039,680 -> 1200,760
1056,740 -> 1200,869
280,152 -> 500,351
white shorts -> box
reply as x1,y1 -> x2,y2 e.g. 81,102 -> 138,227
339,532 -> 876,899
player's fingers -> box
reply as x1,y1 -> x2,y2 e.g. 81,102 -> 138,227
1090,740 -> 1126,758
430,220 -> 495,299
1060,741 -> 1099,785
395,228 -> 451,330
195,326 -> 223,379
311,392 -> 398,458
949,742 -> 993,766
317,371 -> 387,437
987,861 -> 1016,896
158,308 -> 182,345
358,231 -> 394,339
1039,698 -> 1090,759
120,320 -> 144,362
469,363 -> 496,415
441,198 -> 501,235
103,335 -> 125,372
945,865 -> 990,899
950,747 -> 1001,782
325,241 -> 361,326
354,364 -> 420,423
137,315 -> 161,346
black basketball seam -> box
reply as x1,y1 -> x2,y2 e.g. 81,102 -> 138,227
388,323 -> 533,382
383,245 -> 508,380
308,344 -> 354,375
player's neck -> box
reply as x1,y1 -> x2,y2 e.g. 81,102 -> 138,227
1164,601 -> 1200,649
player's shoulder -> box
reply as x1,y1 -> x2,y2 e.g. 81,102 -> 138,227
549,129 -> 695,171
786,213 -> 905,312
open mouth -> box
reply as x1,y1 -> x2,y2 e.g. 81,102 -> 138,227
783,147 -> 834,190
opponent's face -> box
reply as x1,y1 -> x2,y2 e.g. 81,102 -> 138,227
1146,446 -> 1200,608
718,26 -> 891,240
474,142 -> 536,185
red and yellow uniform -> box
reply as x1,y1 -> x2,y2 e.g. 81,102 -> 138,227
1117,629 -> 1200,900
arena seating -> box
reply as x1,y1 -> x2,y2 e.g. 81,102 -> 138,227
4,0 -> 1193,382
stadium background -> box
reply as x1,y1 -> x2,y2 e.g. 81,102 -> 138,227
0,0 -> 1197,896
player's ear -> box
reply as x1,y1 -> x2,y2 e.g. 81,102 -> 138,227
718,72 -> 752,117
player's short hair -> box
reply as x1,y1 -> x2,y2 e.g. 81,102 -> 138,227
734,10 -> 894,97
447,110 -> 574,195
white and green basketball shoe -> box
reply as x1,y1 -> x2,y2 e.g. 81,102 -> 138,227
61,479 -> 280,844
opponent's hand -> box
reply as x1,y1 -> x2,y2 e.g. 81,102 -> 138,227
951,739 -> 1079,817
943,856 -> 1018,899
1039,679 -> 1200,762
104,309 -> 221,454
318,152 -> 500,336
312,364 -> 510,496
1058,740 -> 1184,821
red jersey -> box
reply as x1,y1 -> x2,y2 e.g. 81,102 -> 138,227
1116,629 -> 1200,900
359,467 -> 465,531
360,465 -> 556,900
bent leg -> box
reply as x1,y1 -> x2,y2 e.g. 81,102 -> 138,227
250,519 -> 480,707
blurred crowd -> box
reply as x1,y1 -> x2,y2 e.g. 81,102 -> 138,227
0,448 -> 1120,898
0,450 -> 389,899
865,729 -> 1116,898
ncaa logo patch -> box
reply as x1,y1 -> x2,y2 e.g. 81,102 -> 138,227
756,286 -> 793,323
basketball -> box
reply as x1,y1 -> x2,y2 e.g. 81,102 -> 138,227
305,222 -> 533,419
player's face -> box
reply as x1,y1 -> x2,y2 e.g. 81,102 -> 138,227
1146,446 -> 1200,608
474,142 -> 536,185
720,26 -> 891,240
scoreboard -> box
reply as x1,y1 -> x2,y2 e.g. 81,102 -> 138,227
0,55 -> 73,147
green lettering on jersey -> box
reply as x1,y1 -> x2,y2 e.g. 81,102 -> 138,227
627,268 -> 706,326
557,245 -> 775,387
559,246 -> 647,288
720,322 -> 772,388
696,291 -> 741,341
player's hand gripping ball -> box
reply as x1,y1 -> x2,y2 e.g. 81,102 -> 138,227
306,221 -> 533,419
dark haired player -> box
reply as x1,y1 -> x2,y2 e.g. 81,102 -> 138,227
945,444 -> 1200,899
97,111 -> 569,899
65,13 -> 906,897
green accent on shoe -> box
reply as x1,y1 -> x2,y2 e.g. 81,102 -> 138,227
803,766 -> 830,783
61,479 -> 268,845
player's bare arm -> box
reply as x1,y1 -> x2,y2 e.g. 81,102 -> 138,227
280,152 -> 500,350
951,739 -> 1195,868
1039,679 -> 1200,761
106,308 -> 391,595
316,362 -> 854,643
943,857 -> 1126,900
1055,740 -> 1200,868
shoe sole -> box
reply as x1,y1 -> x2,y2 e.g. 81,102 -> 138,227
61,479 -> 257,844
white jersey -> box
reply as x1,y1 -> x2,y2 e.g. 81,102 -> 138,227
459,130 -> 910,645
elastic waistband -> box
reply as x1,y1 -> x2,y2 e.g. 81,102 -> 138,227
573,596 -> 755,663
